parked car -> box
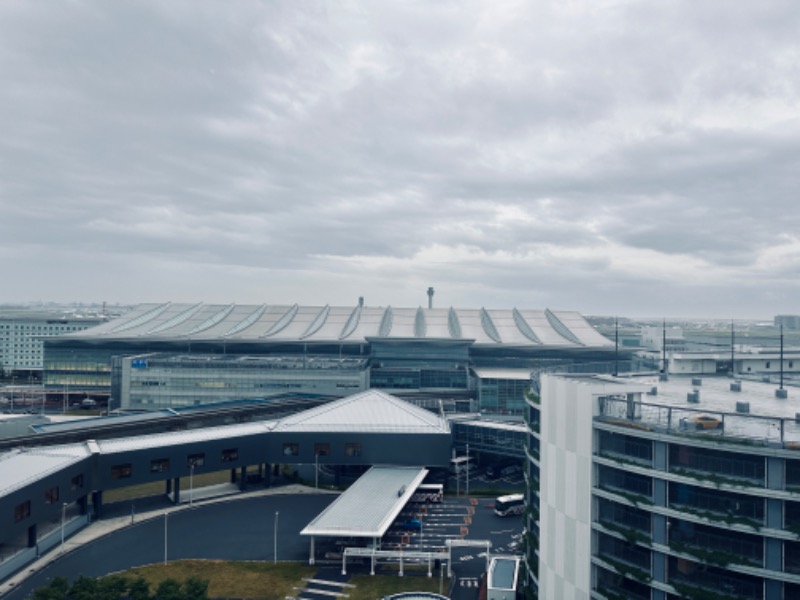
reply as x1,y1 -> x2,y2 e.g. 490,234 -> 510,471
400,518 -> 422,531
681,415 -> 723,430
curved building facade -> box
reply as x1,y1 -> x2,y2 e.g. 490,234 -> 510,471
526,373 -> 800,600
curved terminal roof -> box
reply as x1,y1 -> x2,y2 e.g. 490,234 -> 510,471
65,303 -> 612,348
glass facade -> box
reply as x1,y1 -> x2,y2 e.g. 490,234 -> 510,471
112,354 -> 370,410
477,377 -> 530,415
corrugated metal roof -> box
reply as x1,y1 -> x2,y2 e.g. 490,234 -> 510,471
0,445 -> 90,496
62,303 -> 612,349
97,421 -> 277,454
301,466 -> 428,537
272,390 -> 450,433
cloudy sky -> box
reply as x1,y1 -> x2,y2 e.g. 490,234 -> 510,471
1,1 -> 799,318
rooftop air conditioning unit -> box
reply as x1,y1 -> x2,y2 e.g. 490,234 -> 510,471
647,386 -> 658,396
730,381 -> 742,392
692,377 -> 702,386
736,401 -> 750,414
687,390 -> 700,404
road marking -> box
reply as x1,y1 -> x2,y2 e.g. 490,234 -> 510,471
302,579 -> 356,588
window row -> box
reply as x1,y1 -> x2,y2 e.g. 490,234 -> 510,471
112,449 -> 241,479
13,475 -> 83,523
282,442 -> 361,457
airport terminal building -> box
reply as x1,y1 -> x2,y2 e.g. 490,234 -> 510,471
42,301 -> 617,415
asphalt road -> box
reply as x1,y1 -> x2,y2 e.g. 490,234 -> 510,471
2,492 -> 523,600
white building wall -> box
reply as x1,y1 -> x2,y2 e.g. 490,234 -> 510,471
539,375 -> 595,599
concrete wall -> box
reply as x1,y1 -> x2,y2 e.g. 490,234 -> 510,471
538,375 -> 595,599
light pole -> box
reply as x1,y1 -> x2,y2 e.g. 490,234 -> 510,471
60,502 -> 67,553
164,512 -> 168,565
273,511 -> 279,563
465,444 -> 470,496
315,452 -> 319,492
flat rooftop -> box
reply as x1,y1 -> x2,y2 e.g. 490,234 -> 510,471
632,375 -> 797,420
582,374 -> 800,445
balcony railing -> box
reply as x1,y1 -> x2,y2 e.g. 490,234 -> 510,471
597,395 -> 800,449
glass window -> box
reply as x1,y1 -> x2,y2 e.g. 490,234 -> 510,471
71,474 -> 84,490
150,458 -> 170,473
345,443 -> 362,457
221,448 -> 239,462
111,464 -> 132,479
188,453 -> 205,467
282,444 -> 299,457
314,443 -> 330,456
44,486 -> 59,504
15,500 -> 31,522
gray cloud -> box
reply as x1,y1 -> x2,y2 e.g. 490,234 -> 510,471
2,0 -> 800,317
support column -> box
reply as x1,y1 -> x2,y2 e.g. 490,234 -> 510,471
27,524 -> 37,548
239,466 -> 247,491
92,490 -> 103,519
334,465 -> 342,487
173,478 -> 180,504
166,479 -> 172,494
78,495 -> 88,516
230,468 -> 237,484
309,536 -> 315,565
264,463 -> 272,488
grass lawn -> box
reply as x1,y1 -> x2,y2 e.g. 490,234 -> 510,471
117,560 -> 451,600
123,560 -> 315,600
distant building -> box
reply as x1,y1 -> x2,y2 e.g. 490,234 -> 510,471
45,302 -> 619,412
0,310 -> 106,376
775,315 -> 800,330
640,325 -> 687,352
525,373 -> 800,599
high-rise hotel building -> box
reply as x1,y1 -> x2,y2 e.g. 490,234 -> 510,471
525,373 -> 800,599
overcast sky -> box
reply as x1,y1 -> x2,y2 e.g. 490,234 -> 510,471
1,1 -> 799,318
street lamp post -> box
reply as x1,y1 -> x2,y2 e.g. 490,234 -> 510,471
273,511 -> 279,563
60,502 -> 67,553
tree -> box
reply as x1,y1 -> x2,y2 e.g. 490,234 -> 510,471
67,576 -> 97,600
182,577 -> 209,600
33,577 -> 69,600
97,575 -> 128,600
128,577 -> 151,600
154,578 -> 183,600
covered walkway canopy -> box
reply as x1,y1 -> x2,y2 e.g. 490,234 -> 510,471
300,465 -> 428,564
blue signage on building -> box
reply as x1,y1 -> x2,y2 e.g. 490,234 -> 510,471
131,359 -> 148,369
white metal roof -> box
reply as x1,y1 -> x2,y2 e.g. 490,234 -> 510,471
271,389 -> 450,433
97,420 -> 278,454
300,466 -> 428,538
0,445 -> 91,496
63,302 -> 611,348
